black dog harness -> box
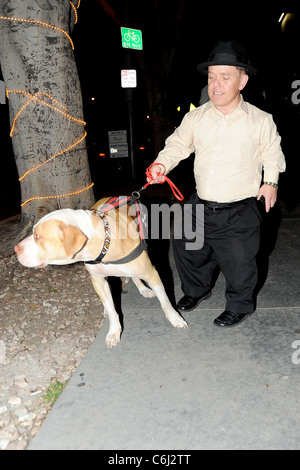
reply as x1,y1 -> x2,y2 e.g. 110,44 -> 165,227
85,195 -> 147,265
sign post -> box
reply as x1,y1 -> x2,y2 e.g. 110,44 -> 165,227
120,25 -> 143,178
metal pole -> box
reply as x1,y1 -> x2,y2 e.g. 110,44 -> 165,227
123,0 -> 136,178
128,93 -> 135,178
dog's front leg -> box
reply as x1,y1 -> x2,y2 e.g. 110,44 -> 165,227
143,266 -> 188,329
88,273 -> 122,348
151,283 -> 188,329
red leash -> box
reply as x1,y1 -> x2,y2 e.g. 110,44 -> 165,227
143,163 -> 184,201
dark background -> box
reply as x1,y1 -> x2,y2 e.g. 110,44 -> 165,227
0,1 -> 299,220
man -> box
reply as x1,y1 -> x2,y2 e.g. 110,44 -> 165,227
147,40 -> 286,327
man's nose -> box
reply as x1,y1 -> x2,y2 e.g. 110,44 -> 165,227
213,77 -> 221,87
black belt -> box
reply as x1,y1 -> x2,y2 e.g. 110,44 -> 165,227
198,197 -> 253,211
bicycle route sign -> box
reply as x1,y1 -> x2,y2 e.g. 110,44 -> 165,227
121,27 -> 143,50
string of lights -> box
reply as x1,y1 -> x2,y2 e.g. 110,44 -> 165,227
18,130 -> 88,182
7,90 -> 86,138
20,183 -> 95,208
0,15 -> 75,50
70,1 -> 79,24
1,0 -> 94,208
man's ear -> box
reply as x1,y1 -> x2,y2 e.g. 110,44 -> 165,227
239,73 -> 249,91
58,224 -> 88,258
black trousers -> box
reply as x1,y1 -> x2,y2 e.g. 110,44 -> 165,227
173,193 -> 261,314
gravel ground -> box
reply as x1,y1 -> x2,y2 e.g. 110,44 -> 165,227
0,232 -> 106,450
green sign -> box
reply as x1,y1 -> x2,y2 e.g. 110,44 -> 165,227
121,27 -> 143,50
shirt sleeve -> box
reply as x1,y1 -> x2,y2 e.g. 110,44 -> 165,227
260,114 -> 286,184
153,112 -> 196,174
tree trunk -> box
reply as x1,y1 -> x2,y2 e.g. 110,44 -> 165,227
0,0 -> 95,239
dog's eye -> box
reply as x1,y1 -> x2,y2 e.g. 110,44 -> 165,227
34,233 -> 40,241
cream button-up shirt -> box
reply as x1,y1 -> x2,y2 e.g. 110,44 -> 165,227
154,96 -> 286,203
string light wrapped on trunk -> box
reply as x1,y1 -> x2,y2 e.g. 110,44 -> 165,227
0,1 -> 94,207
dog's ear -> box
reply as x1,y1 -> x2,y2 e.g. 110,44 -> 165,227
58,224 -> 88,258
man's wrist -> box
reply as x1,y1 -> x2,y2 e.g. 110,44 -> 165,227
264,181 -> 278,190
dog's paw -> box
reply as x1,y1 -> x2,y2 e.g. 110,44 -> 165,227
133,279 -> 156,298
172,317 -> 188,329
105,332 -> 121,348
167,312 -> 188,329
139,286 -> 156,298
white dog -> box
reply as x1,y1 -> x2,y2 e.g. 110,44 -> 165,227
15,198 -> 187,347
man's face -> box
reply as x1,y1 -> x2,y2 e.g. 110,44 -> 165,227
207,65 -> 249,113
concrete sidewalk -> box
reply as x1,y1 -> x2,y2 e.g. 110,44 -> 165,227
28,218 -> 300,450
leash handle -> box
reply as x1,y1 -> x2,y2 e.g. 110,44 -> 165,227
144,163 -> 184,201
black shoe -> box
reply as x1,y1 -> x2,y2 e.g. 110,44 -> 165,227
176,292 -> 212,312
213,310 -> 254,327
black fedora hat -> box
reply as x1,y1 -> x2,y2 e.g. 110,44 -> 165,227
197,40 -> 257,76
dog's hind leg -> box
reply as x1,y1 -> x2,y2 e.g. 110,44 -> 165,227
89,275 -> 122,348
132,277 -> 156,298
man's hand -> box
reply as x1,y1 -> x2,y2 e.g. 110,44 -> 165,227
146,164 -> 165,184
257,184 -> 278,212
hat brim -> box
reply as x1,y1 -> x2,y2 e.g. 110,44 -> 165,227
197,60 -> 257,77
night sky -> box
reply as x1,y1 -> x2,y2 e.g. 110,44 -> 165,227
0,1 -> 299,219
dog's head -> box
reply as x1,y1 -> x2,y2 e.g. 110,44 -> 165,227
14,210 -> 89,268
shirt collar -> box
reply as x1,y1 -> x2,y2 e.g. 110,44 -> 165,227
238,95 -> 249,114
202,94 -> 249,115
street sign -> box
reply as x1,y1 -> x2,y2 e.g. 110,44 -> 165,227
121,69 -> 137,88
121,27 -> 143,50
108,130 -> 129,158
